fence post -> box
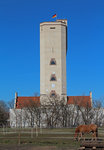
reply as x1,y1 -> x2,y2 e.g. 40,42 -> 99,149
31,127 -> 33,138
40,125 -> 42,134
18,129 -> 21,145
36,125 -> 38,137
3,126 -> 5,135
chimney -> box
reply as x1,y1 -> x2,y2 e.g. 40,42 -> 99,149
90,91 -> 92,107
14,92 -> 18,108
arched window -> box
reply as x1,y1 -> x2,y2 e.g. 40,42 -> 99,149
50,90 -> 56,97
50,58 -> 56,65
50,74 -> 57,81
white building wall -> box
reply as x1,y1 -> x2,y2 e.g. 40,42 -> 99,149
10,108 -> 47,128
10,107 -> 104,128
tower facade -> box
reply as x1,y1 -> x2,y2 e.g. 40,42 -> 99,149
40,19 -> 67,104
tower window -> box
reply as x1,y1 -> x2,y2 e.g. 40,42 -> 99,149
50,74 -> 57,81
50,58 -> 56,65
50,27 -> 55,29
50,90 -> 56,97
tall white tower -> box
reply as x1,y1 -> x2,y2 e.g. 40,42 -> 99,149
40,19 -> 67,104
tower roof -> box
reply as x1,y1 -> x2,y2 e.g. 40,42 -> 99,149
40,19 -> 67,26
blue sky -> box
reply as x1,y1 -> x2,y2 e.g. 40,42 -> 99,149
0,0 -> 104,102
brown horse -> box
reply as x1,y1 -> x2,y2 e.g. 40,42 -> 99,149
74,124 -> 98,141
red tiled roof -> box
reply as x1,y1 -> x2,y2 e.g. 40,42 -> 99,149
16,96 -> 40,109
67,96 -> 91,107
15,96 -> 91,109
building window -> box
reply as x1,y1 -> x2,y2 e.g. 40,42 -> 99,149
50,90 -> 56,97
50,74 -> 57,81
50,58 -> 56,65
50,27 -> 55,29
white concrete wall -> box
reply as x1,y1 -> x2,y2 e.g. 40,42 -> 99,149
40,20 -> 67,104
10,107 -> 104,128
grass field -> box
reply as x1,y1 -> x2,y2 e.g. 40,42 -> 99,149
0,127 -> 104,150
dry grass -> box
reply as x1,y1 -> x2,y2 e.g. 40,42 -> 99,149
0,127 -> 103,150
0,145 -> 77,150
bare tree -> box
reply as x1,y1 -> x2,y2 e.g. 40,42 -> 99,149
77,96 -> 94,125
93,99 -> 104,126
0,100 -> 9,127
67,96 -> 94,126
23,100 -> 41,127
41,95 -> 68,128
67,97 -> 82,127
8,99 -> 14,109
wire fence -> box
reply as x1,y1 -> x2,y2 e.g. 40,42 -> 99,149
0,127 -> 104,145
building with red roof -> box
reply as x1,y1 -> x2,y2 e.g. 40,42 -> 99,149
9,92 -> 92,128
10,19 -> 93,128
14,92 -> 92,109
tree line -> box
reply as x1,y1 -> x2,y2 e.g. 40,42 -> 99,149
9,96 -> 104,128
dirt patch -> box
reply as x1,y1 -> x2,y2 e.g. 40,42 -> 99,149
0,145 -> 76,150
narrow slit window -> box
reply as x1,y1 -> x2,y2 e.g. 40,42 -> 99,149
50,27 -> 55,29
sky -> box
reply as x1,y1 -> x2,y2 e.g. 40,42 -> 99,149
0,0 -> 104,102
